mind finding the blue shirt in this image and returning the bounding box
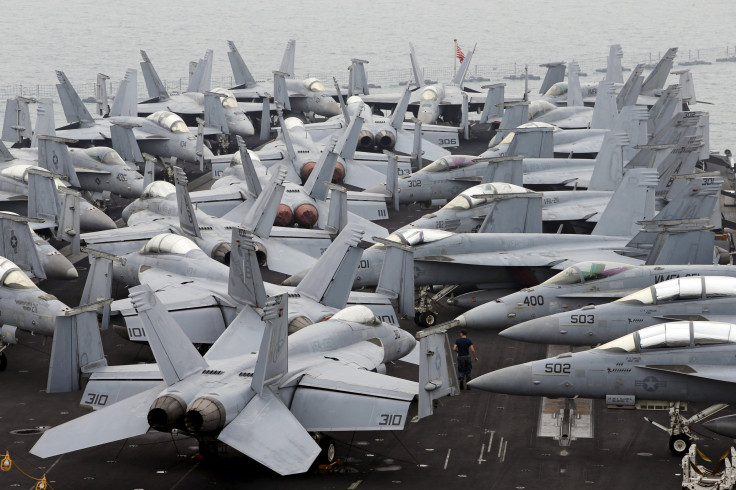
[455,337,473,357]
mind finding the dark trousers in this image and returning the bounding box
[457,355,472,381]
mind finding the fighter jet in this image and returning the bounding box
[501,276,736,346]
[53,69,215,165]
[110,225,413,346]
[82,165,335,275]
[468,320,736,456]
[452,261,736,328]
[0,247,113,392]
[195,137,389,237]
[358,43,491,126]
[226,40,341,119]
[136,49,255,138]
[255,104,413,190]
[30,287,456,474]
[304,85,455,161]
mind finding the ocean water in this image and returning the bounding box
[1,0,734,151]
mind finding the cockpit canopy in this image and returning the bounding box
[616,276,736,306]
[229,148,262,167]
[304,78,326,93]
[543,262,635,286]
[346,95,364,105]
[146,111,189,134]
[0,164,64,188]
[528,100,558,119]
[444,182,531,210]
[597,321,736,353]
[83,147,126,166]
[141,233,200,255]
[140,181,175,199]
[331,305,380,326]
[419,155,477,173]
[544,82,568,97]
[420,87,439,101]
[379,228,454,248]
[210,87,239,108]
[284,117,305,130]
[0,259,35,289]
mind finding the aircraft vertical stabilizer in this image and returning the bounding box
[0,214,45,279]
[538,61,566,95]
[417,324,460,419]
[489,101,530,146]
[590,81,618,130]
[228,228,266,308]
[240,165,287,238]
[55,71,94,124]
[129,284,208,386]
[335,115,364,162]
[506,124,552,158]
[374,238,415,316]
[251,294,289,394]
[110,123,144,165]
[32,98,57,147]
[478,191,543,234]
[139,50,170,100]
[295,224,364,308]
[479,155,524,186]
[204,92,230,134]
[173,166,201,238]
[279,40,296,78]
[616,64,644,111]
[641,47,678,95]
[478,83,505,125]
[95,73,110,116]
[409,43,424,88]
[2,96,33,144]
[588,131,630,191]
[37,135,81,187]
[452,43,476,87]
[349,59,370,96]
[592,168,658,237]
[227,41,257,88]
[605,44,624,84]
[303,139,338,201]
[187,49,213,93]
[236,136,262,196]
[566,61,583,107]
[109,69,138,118]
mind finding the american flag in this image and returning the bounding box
[456,43,465,63]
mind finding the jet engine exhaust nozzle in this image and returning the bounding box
[375,129,396,149]
[184,397,226,434]
[147,395,187,432]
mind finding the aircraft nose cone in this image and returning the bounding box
[499,316,562,344]
[121,202,136,223]
[467,364,533,395]
[282,268,308,287]
[128,178,146,198]
[42,253,78,280]
[417,108,438,125]
[457,301,512,330]
[80,206,117,232]
[321,98,342,117]
[230,119,255,137]
[703,415,736,438]
[363,183,387,196]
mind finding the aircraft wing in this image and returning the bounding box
[30,384,162,458]
[523,170,589,188]
[260,234,327,276]
[289,359,417,432]
[552,132,607,156]
[56,125,110,141]
[138,98,203,116]
[304,119,347,143]
[556,289,636,299]
[638,364,736,385]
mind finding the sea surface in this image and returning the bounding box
[1,0,734,152]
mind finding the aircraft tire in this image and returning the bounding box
[317,436,337,465]
[0,352,6,372]
[419,311,437,327]
[669,434,690,456]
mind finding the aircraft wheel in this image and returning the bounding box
[317,436,337,465]
[0,352,6,372]
[669,434,691,456]
[414,312,422,326]
[419,311,437,327]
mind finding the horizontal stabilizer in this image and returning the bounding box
[218,387,320,475]
[30,385,161,458]
[228,228,266,308]
[417,324,460,419]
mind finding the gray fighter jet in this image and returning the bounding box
[227,40,341,119]
[30,288,456,475]
[0,248,113,392]
[453,261,736,328]
[109,225,413,346]
[82,165,334,275]
[358,43,491,126]
[136,49,255,138]
[468,320,736,455]
[501,276,736,346]
[53,69,215,166]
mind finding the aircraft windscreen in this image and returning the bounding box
[141,181,175,199]
[638,323,691,350]
[141,233,199,255]
[346,95,363,105]
[2,269,36,289]
[1,164,32,182]
[596,333,637,353]
[84,147,126,166]
[146,111,189,134]
[528,100,557,119]
[307,80,326,92]
[616,287,654,305]
[229,148,262,167]
[211,88,238,108]
[420,89,439,101]
[284,117,305,130]
[544,82,568,97]
[331,305,380,326]
[387,228,454,246]
[443,183,529,211]
[420,155,477,173]
[544,262,634,286]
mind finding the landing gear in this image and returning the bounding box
[669,434,691,457]
[644,402,729,457]
[418,311,437,327]
[316,436,337,465]
[414,285,458,327]
[0,352,7,372]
